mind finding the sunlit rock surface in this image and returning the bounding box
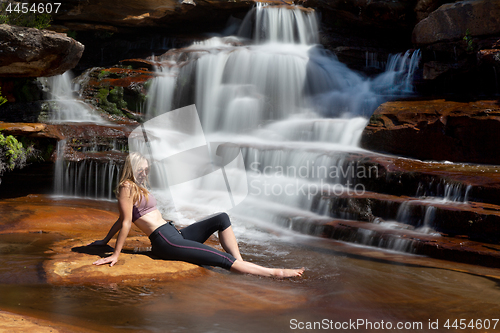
[360,99,500,165]
[0,195,216,284]
[45,238,207,285]
[0,24,84,77]
[0,310,97,333]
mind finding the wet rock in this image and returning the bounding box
[0,195,219,284]
[322,189,500,244]
[477,49,500,69]
[55,123,133,155]
[0,310,95,333]
[360,99,500,165]
[45,238,207,285]
[0,24,84,77]
[0,121,46,136]
[413,0,500,46]
[76,66,155,120]
[278,215,500,268]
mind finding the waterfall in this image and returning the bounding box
[140,4,421,227]
[371,49,421,94]
[238,3,319,45]
[52,4,426,255]
[54,154,123,200]
[44,71,105,123]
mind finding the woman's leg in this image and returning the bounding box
[230,260,305,278]
[180,212,243,261]
[150,223,236,269]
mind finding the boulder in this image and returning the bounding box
[414,0,453,23]
[0,24,84,77]
[413,0,500,45]
[44,238,207,285]
[360,99,500,165]
[52,0,253,31]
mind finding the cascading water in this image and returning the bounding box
[139,3,423,246]
[44,71,105,123]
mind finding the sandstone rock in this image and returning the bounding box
[0,195,219,285]
[414,0,453,22]
[413,0,500,45]
[44,238,207,285]
[0,121,46,135]
[422,59,467,80]
[477,49,500,68]
[0,24,84,77]
[52,0,253,30]
[0,310,96,333]
[360,99,500,165]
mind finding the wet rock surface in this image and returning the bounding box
[360,99,500,165]
[45,237,207,285]
[0,195,211,284]
[0,24,84,77]
[0,310,97,333]
[277,214,500,268]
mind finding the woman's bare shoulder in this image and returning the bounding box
[117,181,134,197]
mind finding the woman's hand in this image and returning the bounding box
[93,254,119,267]
[87,239,108,246]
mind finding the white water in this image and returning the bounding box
[44,71,105,123]
[134,4,424,248]
[53,4,426,252]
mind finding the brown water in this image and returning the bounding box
[1,215,500,333]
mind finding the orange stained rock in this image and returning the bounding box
[0,121,46,135]
[0,197,124,238]
[0,310,97,333]
[44,238,207,285]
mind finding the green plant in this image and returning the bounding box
[0,87,7,106]
[66,30,77,39]
[98,70,111,80]
[463,29,474,52]
[96,87,126,116]
[0,133,35,175]
[0,2,52,29]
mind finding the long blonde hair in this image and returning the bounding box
[116,152,150,205]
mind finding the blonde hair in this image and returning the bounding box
[116,152,150,205]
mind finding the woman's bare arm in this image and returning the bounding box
[93,183,134,266]
[88,218,122,246]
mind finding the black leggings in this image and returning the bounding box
[149,212,236,270]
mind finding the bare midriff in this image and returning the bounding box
[133,209,169,237]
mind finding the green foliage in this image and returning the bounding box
[463,29,474,52]
[0,133,35,175]
[0,2,52,29]
[66,30,77,39]
[0,87,7,106]
[96,87,126,116]
[109,87,127,109]
[98,70,111,80]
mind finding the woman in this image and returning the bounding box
[90,152,304,278]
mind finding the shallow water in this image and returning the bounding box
[0,221,499,332]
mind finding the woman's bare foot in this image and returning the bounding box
[273,267,305,278]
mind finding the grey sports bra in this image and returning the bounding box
[132,193,157,222]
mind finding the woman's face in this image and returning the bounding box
[135,159,149,184]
